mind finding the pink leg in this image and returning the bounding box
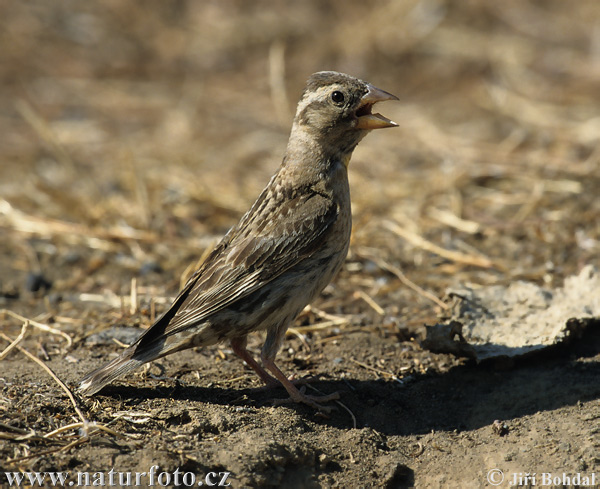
[261,356,339,412]
[230,337,278,387]
[261,323,339,412]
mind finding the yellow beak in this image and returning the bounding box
[355,84,399,130]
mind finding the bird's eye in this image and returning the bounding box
[331,91,345,104]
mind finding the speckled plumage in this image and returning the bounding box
[79,71,398,410]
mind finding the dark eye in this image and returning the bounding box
[331,90,345,104]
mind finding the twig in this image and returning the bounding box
[305,384,357,429]
[44,422,85,439]
[0,199,217,251]
[349,357,402,383]
[384,220,496,269]
[112,338,131,348]
[7,441,82,464]
[0,422,34,435]
[1,309,72,347]
[1,334,137,464]
[360,253,448,310]
[307,306,351,324]
[7,421,134,464]
[292,320,349,333]
[45,420,133,441]
[216,374,250,385]
[0,320,29,360]
[86,422,130,439]
[427,208,481,234]
[292,306,351,333]
[130,277,138,315]
[0,333,86,425]
[286,328,311,352]
[127,152,151,229]
[335,399,357,429]
[353,290,385,316]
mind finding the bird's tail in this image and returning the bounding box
[78,347,145,396]
[79,274,204,396]
[78,323,194,396]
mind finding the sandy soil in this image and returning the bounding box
[1,2,599,488]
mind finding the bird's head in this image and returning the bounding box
[290,71,398,163]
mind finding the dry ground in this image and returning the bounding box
[1,1,599,487]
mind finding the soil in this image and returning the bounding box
[1,2,600,488]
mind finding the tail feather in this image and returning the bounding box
[79,284,203,396]
[78,349,145,396]
[79,299,185,396]
[78,326,192,396]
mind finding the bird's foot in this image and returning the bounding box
[261,358,339,411]
[273,386,340,413]
[259,373,314,390]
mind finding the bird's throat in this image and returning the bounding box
[341,153,352,168]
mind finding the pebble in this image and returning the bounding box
[25,272,52,293]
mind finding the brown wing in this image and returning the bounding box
[141,184,338,340]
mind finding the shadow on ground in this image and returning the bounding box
[83,331,600,437]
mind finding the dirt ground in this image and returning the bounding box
[1,1,600,488]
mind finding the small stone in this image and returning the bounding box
[25,272,52,293]
[140,261,163,275]
[492,419,509,436]
[318,453,330,469]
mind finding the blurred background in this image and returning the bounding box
[1,0,599,328]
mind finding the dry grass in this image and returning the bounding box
[1,0,599,468]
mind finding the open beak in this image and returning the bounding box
[355,84,399,130]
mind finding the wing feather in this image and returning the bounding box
[155,185,338,337]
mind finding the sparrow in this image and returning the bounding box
[79,71,398,410]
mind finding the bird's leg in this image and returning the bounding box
[230,337,311,388]
[230,337,279,387]
[261,356,339,412]
[261,326,339,412]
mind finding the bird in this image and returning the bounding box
[79,71,398,410]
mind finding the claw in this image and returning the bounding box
[273,391,340,412]
[231,338,339,411]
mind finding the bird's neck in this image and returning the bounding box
[284,125,359,171]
